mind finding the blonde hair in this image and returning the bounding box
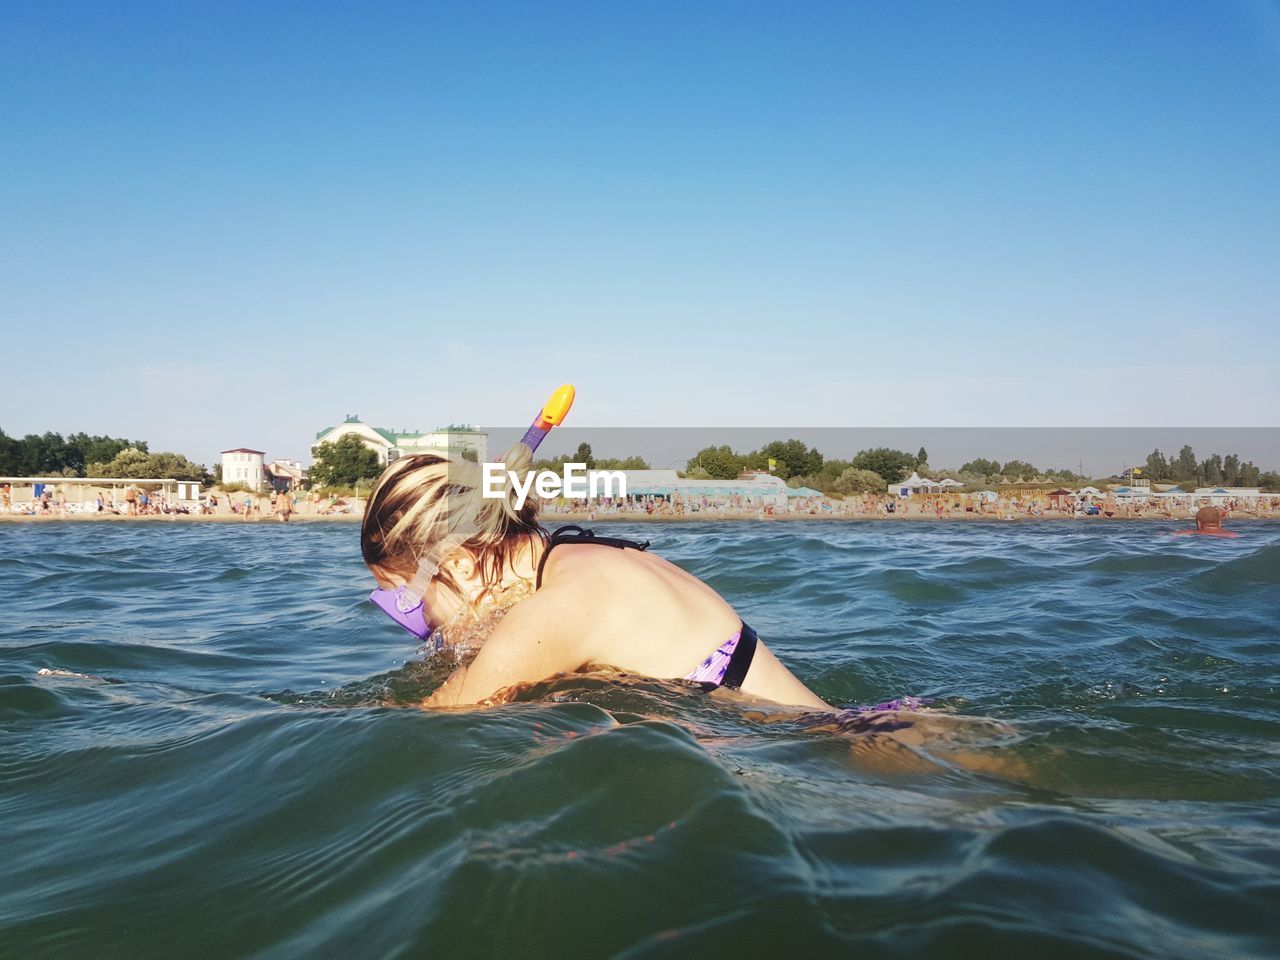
[360,452,545,598]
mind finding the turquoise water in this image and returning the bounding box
[2,520,1278,959]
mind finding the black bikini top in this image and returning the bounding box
[535,525,650,590]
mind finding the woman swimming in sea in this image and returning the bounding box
[360,453,830,710]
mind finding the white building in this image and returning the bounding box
[311,416,488,466]
[221,448,265,489]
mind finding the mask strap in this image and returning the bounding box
[401,534,465,603]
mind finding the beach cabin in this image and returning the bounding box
[1047,488,1074,510]
[175,481,202,507]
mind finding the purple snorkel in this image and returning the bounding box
[368,385,577,641]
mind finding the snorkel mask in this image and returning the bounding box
[368,531,466,645]
[368,583,433,639]
[367,385,576,644]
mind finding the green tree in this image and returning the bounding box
[960,458,1002,478]
[0,428,17,474]
[831,467,886,496]
[570,443,596,470]
[16,432,70,475]
[1000,460,1038,481]
[805,458,855,492]
[851,448,918,484]
[1223,454,1240,486]
[310,434,382,487]
[916,447,929,468]
[1173,445,1198,483]
[87,448,207,481]
[1144,449,1170,480]
[87,447,151,477]
[595,455,650,470]
[690,445,742,479]
[1201,454,1223,487]
[749,439,823,480]
[144,452,209,482]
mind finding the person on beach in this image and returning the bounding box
[276,492,295,522]
[362,454,829,710]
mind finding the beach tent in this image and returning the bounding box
[891,472,942,496]
[938,478,964,488]
[1076,486,1102,497]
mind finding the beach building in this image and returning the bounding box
[311,417,488,466]
[620,469,788,506]
[1113,485,1152,501]
[1194,486,1261,503]
[266,459,306,492]
[175,481,202,505]
[1047,488,1074,510]
[221,449,265,489]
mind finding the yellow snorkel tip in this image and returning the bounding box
[538,384,576,428]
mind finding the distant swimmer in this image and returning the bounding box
[1173,506,1239,538]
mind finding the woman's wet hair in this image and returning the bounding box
[360,453,545,598]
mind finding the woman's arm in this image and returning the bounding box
[422,594,591,708]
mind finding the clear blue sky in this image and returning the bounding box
[2,1,1278,465]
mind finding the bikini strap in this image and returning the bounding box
[535,525,651,589]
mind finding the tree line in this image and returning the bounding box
[682,442,1086,495]
[0,429,209,482]
[1142,447,1277,490]
[285,435,1280,496]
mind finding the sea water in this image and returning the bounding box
[1,520,1278,958]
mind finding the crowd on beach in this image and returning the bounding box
[542,489,1280,521]
[0,482,361,521]
[5,481,1279,523]
[0,483,199,518]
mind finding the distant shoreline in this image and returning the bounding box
[2,511,1273,525]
